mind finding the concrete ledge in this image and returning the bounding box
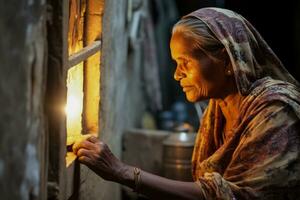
[122,128,172,175]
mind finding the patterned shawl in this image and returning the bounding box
[184,8,300,199]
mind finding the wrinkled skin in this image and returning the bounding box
[170,32,233,102]
[73,135,126,182]
[72,135,203,200]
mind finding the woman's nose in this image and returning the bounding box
[174,67,185,81]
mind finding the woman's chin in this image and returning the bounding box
[186,94,200,103]
[186,93,208,102]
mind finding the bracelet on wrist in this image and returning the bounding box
[133,167,141,193]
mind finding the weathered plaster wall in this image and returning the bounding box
[78,0,146,200]
[295,1,300,80]
[46,0,68,199]
[0,0,147,199]
[0,0,47,199]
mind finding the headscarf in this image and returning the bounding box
[184,7,299,95]
[184,8,300,199]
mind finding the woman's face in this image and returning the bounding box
[170,32,231,102]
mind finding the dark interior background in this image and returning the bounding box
[175,0,299,81]
[150,0,300,130]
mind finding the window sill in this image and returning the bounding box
[66,152,77,167]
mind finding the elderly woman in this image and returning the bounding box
[73,8,300,200]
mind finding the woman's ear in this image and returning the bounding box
[225,60,233,76]
[225,64,233,76]
[219,48,233,76]
[220,48,230,64]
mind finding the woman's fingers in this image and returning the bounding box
[73,140,95,154]
[73,139,124,182]
[86,135,99,143]
[78,155,92,165]
[77,148,93,157]
[72,134,98,153]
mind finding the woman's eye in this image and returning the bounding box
[175,59,189,70]
[182,61,190,69]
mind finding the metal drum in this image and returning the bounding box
[162,132,196,181]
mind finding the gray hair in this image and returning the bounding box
[172,17,224,61]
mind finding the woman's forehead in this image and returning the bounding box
[170,34,195,57]
[171,34,207,61]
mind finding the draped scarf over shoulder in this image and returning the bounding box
[185,8,300,200]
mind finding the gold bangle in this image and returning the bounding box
[133,167,141,193]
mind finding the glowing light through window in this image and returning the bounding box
[65,64,83,146]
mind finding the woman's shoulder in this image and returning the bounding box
[240,77,300,119]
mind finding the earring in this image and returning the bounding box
[224,60,232,76]
[226,69,232,76]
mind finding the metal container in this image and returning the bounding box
[162,132,196,181]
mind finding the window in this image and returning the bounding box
[65,0,102,167]
[46,0,104,199]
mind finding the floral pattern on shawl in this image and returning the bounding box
[182,8,300,200]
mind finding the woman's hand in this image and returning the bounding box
[72,135,204,200]
[72,135,127,182]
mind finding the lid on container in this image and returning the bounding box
[163,132,196,147]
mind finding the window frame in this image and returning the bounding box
[64,0,102,198]
[46,0,103,199]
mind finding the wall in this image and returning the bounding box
[0,0,47,199]
[0,0,148,199]
[295,1,300,79]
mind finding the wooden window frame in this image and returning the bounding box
[46,0,102,199]
[64,0,102,199]
[68,40,102,69]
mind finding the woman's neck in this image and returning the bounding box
[217,92,244,127]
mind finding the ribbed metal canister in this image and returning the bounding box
[162,132,196,181]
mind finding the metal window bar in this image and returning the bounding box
[68,40,101,69]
